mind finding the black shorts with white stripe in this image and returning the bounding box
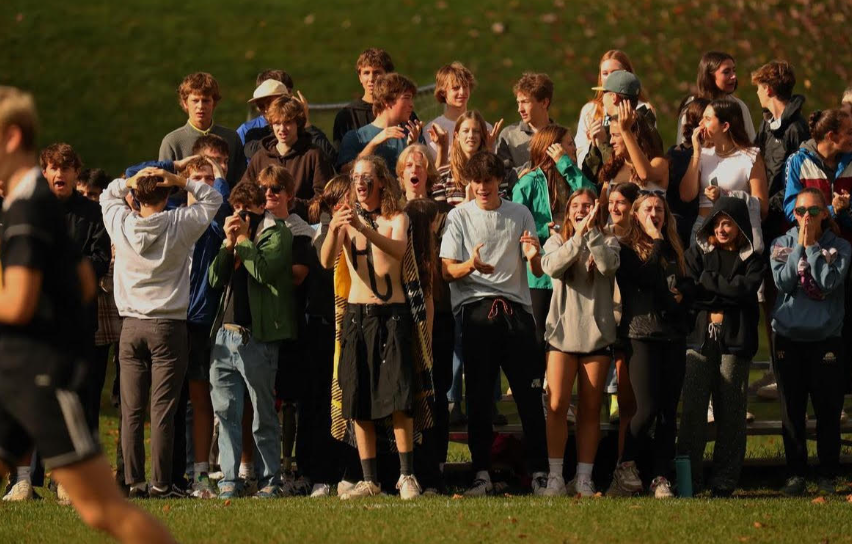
[0,336,100,470]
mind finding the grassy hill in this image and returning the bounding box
[3,0,852,175]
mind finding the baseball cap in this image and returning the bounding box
[591,70,641,98]
[248,79,289,103]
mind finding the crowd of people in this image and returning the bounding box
[2,44,852,540]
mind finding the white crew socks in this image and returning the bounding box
[548,458,564,478]
[16,466,32,483]
[576,462,594,483]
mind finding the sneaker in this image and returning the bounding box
[707,401,715,424]
[746,411,755,423]
[241,475,258,496]
[339,480,381,500]
[756,382,779,400]
[650,476,674,499]
[781,476,806,497]
[336,479,357,497]
[396,474,422,500]
[128,483,149,500]
[190,476,217,499]
[573,477,597,498]
[56,483,71,506]
[149,484,189,499]
[310,483,331,498]
[292,476,312,496]
[218,483,239,499]
[531,472,548,495]
[255,485,283,499]
[567,404,576,423]
[539,474,567,497]
[607,461,642,496]
[463,477,494,497]
[448,403,467,427]
[816,477,836,497]
[2,480,33,502]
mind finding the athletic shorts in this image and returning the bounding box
[546,343,612,359]
[185,321,212,382]
[339,303,414,421]
[0,336,100,470]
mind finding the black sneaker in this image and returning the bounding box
[780,476,806,497]
[128,484,149,500]
[816,477,835,497]
[149,484,190,499]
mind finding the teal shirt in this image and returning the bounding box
[512,155,595,289]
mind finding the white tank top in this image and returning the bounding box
[699,147,757,209]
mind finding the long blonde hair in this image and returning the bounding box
[396,143,440,196]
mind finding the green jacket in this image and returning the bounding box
[208,212,296,343]
[512,155,595,289]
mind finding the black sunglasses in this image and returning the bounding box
[639,189,665,197]
[794,205,822,217]
[261,184,285,194]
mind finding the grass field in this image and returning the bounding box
[3,0,852,176]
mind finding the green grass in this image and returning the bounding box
[3,0,852,175]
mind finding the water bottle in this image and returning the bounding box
[675,455,693,498]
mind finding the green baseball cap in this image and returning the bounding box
[591,70,641,97]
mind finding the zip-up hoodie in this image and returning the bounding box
[100,178,222,320]
[783,139,852,235]
[757,94,809,202]
[541,228,620,353]
[685,197,766,357]
[770,224,851,341]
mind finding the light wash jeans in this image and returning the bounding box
[210,327,281,490]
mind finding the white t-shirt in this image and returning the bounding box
[698,146,758,209]
[424,114,492,162]
[439,199,535,314]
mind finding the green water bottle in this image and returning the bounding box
[675,455,693,498]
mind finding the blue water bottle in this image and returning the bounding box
[675,455,693,498]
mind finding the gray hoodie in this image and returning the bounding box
[541,228,621,353]
[101,179,222,320]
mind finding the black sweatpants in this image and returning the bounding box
[773,334,846,478]
[462,297,546,474]
[530,289,552,372]
[622,338,686,480]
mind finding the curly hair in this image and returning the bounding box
[351,156,402,218]
[177,72,221,104]
[39,142,82,171]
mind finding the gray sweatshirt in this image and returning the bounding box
[100,179,222,320]
[541,228,620,353]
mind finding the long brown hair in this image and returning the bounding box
[307,174,350,224]
[678,51,736,116]
[450,110,488,192]
[598,119,664,184]
[521,125,570,215]
[624,193,686,275]
[590,50,650,121]
[560,188,606,282]
[707,99,754,150]
[403,199,437,298]
[350,155,402,218]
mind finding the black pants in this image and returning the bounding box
[773,334,846,478]
[530,289,552,370]
[79,344,112,434]
[622,338,685,480]
[296,316,338,484]
[462,297,546,474]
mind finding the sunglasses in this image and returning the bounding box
[794,205,823,217]
[261,184,285,194]
[639,189,666,197]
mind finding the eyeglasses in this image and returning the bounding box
[794,205,823,217]
[261,184,285,194]
[350,174,374,184]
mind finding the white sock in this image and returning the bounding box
[475,470,491,483]
[548,458,563,477]
[576,462,594,482]
[239,462,254,478]
[16,466,31,483]
[194,463,209,479]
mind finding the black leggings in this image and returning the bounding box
[530,289,552,370]
[621,338,685,480]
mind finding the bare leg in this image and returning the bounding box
[353,420,377,460]
[188,380,213,466]
[576,356,611,464]
[615,351,636,458]
[391,411,414,453]
[545,351,578,460]
[52,455,176,544]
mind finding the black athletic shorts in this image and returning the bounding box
[339,303,414,421]
[547,343,612,358]
[0,336,100,470]
[185,321,212,382]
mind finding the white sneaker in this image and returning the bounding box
[336,479,357,497]
[707,401,715,424]
[190,477,217,499]
[650,476,674,499]
[573,477,597,497]
[340,480,380,500]
[530,472,548,495]
[756,382,778,400]
[310,483,331,498]
[464,472,494,497]
[745,411,756,423]
[539,474,567,497]
[2,480,33,502]
[56,483,71,506]
[396,474,422,500]
[607,461,642,496]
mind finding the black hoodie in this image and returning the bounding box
[756,94,810,238]
[685,196,767,358]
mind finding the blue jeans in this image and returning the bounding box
[210,328,281,490]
